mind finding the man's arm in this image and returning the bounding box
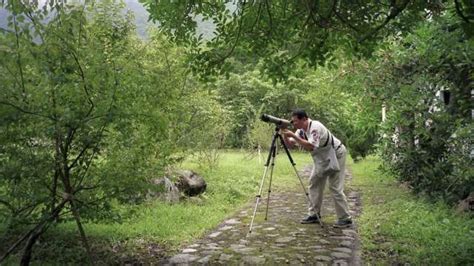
[281,129,315,151]
[282,134,296,149]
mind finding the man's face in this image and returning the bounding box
[291,116,307,130]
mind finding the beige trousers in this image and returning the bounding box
[308,145,351,220]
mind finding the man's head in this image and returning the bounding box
[291,109,309,130]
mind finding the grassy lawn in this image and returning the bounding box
[348,155,474,265]
[80,150,312,245]
[1,150,313,264]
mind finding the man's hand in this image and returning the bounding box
[281,129,297,148]
[281,129,296,138]
[281,129,315,151]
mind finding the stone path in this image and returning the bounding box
[162,167,362,265]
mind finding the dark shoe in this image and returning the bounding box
[300,214,321,224]
[333,219,353,228]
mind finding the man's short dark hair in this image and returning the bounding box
[292,109,308,119]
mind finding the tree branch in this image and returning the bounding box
[74,62,119,189]
[14,201,44,218]
[454,0,472,23]
[211,0,246,64]
[305,0,319,27]
[69,49,95,117]
[12,13,28,104]
[0,198,14,213]
[0,101,55,120]
[249,2,263,33]
[65,126,77,150]
[264,0,273,36]
[20,2,45,43]
[358,0,411,43]
[0,199,69,264]
[67,143,90,171]
[333,1,361,33]
[69,199,93,265]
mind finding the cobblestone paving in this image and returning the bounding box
[162,167,362,265]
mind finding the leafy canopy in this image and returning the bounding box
[139,0,468,78]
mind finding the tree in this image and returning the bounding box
[366,12,473,203]
[140,0,471,79]
[0,1,188,264]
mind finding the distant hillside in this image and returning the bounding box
[0,1,215,40]
[0,9,9,30]
[123,0,154,38]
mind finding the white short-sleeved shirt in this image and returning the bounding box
[295,119,342,151]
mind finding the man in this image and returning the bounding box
[281,109,353,228]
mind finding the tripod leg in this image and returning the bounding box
[278,134,324,228]
[264,144,277,220]
[248,131,279,235]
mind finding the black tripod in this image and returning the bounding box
[248,127,323,235]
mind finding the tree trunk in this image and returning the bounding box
[70,200,93,265]
[19,226,45,266]
[51,169,59,222]
[0,199,68,264]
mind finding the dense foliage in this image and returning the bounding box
[0,1,227,263]
[207,64,379,160]
[369,13,473,203]
[141,0,451,79]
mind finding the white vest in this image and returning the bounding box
[296,119,342,152]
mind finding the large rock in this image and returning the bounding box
[151,176,180,203]
[174,170,207,196]
[457,192,474,213]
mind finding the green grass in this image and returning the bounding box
[1,150,313,264]
[81,150,312,244]
[348,155,474,265]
